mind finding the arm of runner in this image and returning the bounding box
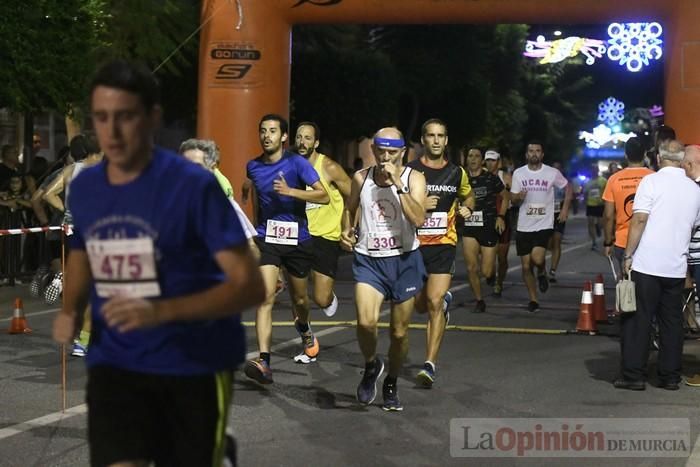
[397,169,426,227]
[52,249,92,344]
[30,188,50,226]
[273,174,329,204]
[558,182,573,223]
[326,158,352,199]
[457,167,475,218]
[603,201,616,257]
[340,169,365,251]
[42,165,72,212]
[510,171,526,206]
[495,187,509,233]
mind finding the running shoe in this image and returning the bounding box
[549,270,557,284]
[527,301,540,313]
[485,275,495,287]
[71,340,87,357]
[321,293,339,317]
[443,291,453,326]
[244,358,273,384]
[44,272,63,305]
[357,357,384,405]
[382,380,403,412]
[472,299,486,314]
[537,273,549,293]
[493,284,502,298]
[294,319,320,358]
[416,362,436,388]
[293,352,317,364]
[30,265,50,297]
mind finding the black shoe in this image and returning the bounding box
[485,276,495,287]
[472,300,486,314]
[537,274,549,293]
[613,379,646,391]
[527,301,540,313]
[658,381,680,391]
[548,270,557,283]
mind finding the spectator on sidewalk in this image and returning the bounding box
[616,140,700,391]
[602,137,654,272]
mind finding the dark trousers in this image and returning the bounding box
[620,271,685,383]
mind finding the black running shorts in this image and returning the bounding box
[515,229,554,256]
[419,244,456,275]
[87,365,232,467]
[254,237,314,278]
[311,235,341,278]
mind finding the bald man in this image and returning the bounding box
[341,127,427,411]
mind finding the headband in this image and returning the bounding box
[373,136,405,148]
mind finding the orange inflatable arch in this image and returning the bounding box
[198,0,700,202]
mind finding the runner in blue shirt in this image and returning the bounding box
[242,114,329,383]
[52,60,264,467]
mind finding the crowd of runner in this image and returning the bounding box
[2,59,698,466]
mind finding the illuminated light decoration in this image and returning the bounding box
[598,97,625,127]
[648,105,664,117]
[579,124,636,149]
[607,22,663,72]
[524,35,607,65]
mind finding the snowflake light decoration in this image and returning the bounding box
[607,22,663,72]
[597,97,625,127]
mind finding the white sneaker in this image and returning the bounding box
[321,294,338,317]
[293,352,317,364]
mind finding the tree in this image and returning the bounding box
[0,0,198,121]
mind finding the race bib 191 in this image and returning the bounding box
[86,237,161,298]
[464,210,484,227]
[418,212,448,236]
[265,219,299,245]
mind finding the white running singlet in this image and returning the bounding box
[354,166,419,257]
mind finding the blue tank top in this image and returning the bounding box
[246,151,320,243]
[68,147,248,375]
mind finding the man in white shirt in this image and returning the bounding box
[617,140,700,391]
[510,141,572,312]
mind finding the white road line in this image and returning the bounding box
[0,404,86,440]
[0,307,60,322]
[0,241,590,441]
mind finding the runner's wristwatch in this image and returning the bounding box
[396,184,410,195]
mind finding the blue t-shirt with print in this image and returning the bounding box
[246,151,320,242]
[68,147,248,375]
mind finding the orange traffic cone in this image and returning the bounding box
[576,281,597,335]
[592,274,608,322]
[8,298,31,334]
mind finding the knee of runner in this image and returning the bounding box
[291,295,308,309]
[390,326,409,341]
[427,296,445,313]
[357,318,378,331]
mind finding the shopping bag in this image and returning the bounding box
[609,255,636,313]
